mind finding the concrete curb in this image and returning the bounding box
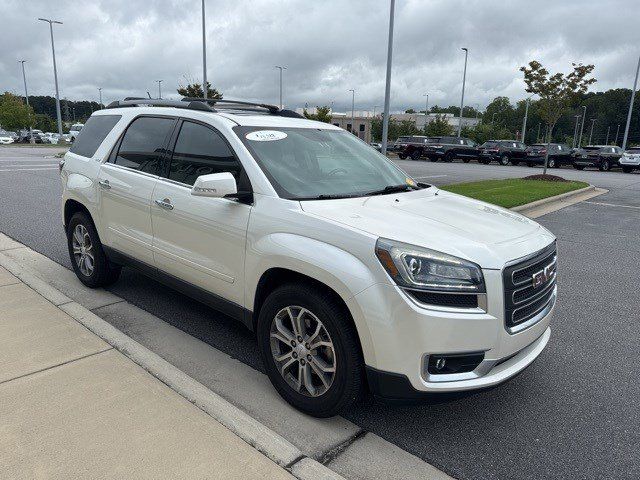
[0,250,345,480]
[511,184,595,214]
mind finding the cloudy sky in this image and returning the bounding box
[1,0,638,113]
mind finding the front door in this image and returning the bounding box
[151,119,251,307]
[97,116,176,265]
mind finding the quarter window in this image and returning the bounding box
[168,121,245,188]
[115,117,175,174]
[69,115,121,158]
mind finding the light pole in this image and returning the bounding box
[423,93,429,129]
[349,89,355,133]
[381,0,395,155]
[18,60,34,143]
[521,96,531,143]
[615,124,621,146]
[577,105,587,148]
[605,125,610,145]
[536,123,541,143]
[373,105,380,117]
[98,87,102,108]
[275,66,286,109]
[457,47,468,137]
[622,55,640,151]
[201,0,207,99]
[156,80,163,99]
[588,118,596,145]
[38,18,63,136]
[572,114,581,148]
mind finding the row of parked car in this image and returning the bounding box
[389,135,640,173]
[0,123,84,145]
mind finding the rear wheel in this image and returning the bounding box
[622,166,634,173]
[499,154,510,166]
[548,158,556,168]
[444,152,454,162]
[599,159,610,171]
[411,150,421,160]
[67,212,121,288]
[257,284,364,417]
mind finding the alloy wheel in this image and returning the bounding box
[269,306,336,397]
[72,224,94,276]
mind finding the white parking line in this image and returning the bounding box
[0,164,58,168]
[0,167,59,172]
[584,201,640,210]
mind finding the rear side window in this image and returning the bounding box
[69,115,121,158]
[114,117,175,174]
[168,121,246,188]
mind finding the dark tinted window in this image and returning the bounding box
[168,121,246,188]
[115,117,174,174]
[69,115,121,158]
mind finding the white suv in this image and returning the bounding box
[61,98,557,417]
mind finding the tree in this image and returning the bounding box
[405,108,416,114]
[0,92,33,131]
[34,113,56,132]
[520,60,596,173]
[303,106,332,123]
[424,115,454,136]
[177,80,223,99]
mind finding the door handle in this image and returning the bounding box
[155,198,174,210]
[98,179,111,189]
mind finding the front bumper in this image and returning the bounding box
[349,269,555,397]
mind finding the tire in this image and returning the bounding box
[398,154,407,160]
[547,158,556,168]
[67,212,121,288]
[499,154,510,166]
[599,159,610,172]
[444,152,454,162]
[257,283,364,417]
[622,166,634,173]
[462,159,471,163]
[574,164,585,170]
[411,150,421,160]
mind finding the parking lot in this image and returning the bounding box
[1,146,639,479]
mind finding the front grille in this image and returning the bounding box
[503,243,557,332]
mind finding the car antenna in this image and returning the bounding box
[147,91,152,99]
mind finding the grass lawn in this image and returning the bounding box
[440,178,589,208]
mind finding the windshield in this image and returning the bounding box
[481,142,499,148]
[235,127,416,200]
[626,148,640,154]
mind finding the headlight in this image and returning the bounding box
[375,238,485,292]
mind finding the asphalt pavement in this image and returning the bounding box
[1,145,639,479]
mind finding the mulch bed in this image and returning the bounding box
[522,174,568,182]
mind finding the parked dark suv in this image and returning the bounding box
[404,136,479,162]
[478,140,527,166]
[525,143,573,168]
[392,136,412,153]
[398,136,429,159]
[572,145,623,171]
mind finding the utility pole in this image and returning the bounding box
[201,0,207,99]
[615,124,621,146]
[381,0,395,155]
[457,47,468,137]
[572,114,581,148]
[588,118,596,145]
[156,80,163,99]
[275,66,286,109]
[98,87,102,108]
[423,93,429,129]
[521,97,531,143]
[38,18,64,136]
[349,89,355,133]
[18,60,34,143]
[622,55,640,151]
[577,105,587,147]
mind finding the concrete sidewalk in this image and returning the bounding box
[0,266,293,479]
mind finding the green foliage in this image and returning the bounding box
[177,81,223,99]
[405,108,416,113]
[0,92,34,130]
[424,115,454,136]
[460,123,512,144]
[303,106,332,123]
[34,113,56,132]
[370,117,419,142]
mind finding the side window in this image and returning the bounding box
[114,117,175,174]
[69,115,121,158]
[168,121,247,189]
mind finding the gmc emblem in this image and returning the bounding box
[532,264,553,289]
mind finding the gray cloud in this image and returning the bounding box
[1,0,638,112]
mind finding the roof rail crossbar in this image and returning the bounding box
[105,99,213,112]
[180,97,304,118]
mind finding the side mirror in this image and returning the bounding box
[191,172,237,198]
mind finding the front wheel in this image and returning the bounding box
[257,284,364,417]
[67,212,121,288]
[599,159,610,171]
[444,152,454,162]
[411,150,421,160]
[499,154,510,166]
[548,158,556,168]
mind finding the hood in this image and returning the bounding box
[300,188,555,269]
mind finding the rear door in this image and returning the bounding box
[151,119,252,307]
[97,116,176,265]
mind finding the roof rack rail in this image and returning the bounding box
[104,97,304,118]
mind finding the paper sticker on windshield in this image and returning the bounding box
[246,130,287,142]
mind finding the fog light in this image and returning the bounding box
[427,353,484,375]
[435,358,446,370]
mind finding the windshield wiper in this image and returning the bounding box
[364,184,419,196]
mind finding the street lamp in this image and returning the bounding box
[605,125,610,145]
[156,80,163,99]
[457,47,468,137]
[201,0,207,99]
[98,87,102,108]
[615,124,621,146]
[38,17,63,136]
[572,114,581,148]
[18,60,34,143]
[348,89,355,132]
[275,66,286,109]
[577,105,587,148]
[622,55,640,151]
[521,96,533,143]
[588,118,596,145]
[381,0,395,155]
